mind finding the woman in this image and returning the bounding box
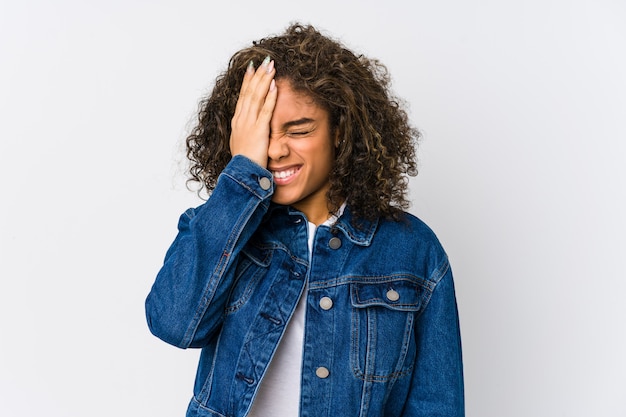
[146,23,464,417]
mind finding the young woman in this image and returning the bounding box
[146,23,464,417]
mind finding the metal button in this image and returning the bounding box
[328,237,342,249]
[386,289,400,302]
[319,296,333,310]
[259,177,271,190]
[315,367,330,379]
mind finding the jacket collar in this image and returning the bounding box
[267,203,378,247]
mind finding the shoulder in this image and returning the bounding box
[377,211,443,247]
[373,212,450,282]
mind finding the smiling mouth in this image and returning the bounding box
[271,166,301,183]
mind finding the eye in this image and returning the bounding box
[287,130,312,137]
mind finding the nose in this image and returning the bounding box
[267,134,289,161]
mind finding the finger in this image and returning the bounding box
[258,79,278,125]
[239,57,275,118]
[230,57,276,144]
[233,60,256,117]
[229,58,276,163]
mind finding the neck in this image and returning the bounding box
[293,202,331,226]
[294,199,346,226]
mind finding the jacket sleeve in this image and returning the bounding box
[145,156,274,349]
[403,262,465,416]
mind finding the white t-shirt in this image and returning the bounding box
[248,209,342,417]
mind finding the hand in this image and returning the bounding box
[229,56,277,169]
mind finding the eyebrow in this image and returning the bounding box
[281,117,315,129]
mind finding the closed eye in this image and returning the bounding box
[287,130,312,137]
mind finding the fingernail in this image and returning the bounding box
[262,55,271,66]
[266,60,275,74]
[247,60,254,73]
[269,79,276,91]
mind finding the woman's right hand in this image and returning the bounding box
[229,56,277,169]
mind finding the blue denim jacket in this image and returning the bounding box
[146,155,464,417]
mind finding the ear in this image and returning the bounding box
[334,131,341,148]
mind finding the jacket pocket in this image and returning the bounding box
[187,396,227,417]
[225,243,273,314]
[225,258,266,314]
[350,278,423,382]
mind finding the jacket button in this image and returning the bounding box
[259,177,272,190]
[315,367,330,379]
[319,296,333,310]
[386,289,400,302]
[328,237,342,249]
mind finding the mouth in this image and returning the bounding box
[271,165,301,185]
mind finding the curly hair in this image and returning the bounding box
[186,23,419,222]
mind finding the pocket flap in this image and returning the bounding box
[350,279,421,311]
[241,242,272,267]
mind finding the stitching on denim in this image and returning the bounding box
[222,171,270,201]
[197,332,223,402]
[415,263,452,320]
[191,396,228,417]
[351,303,360,379]
[353,286,421,311]
[180,197,259,347]
[333,217,379,246]
[430,256,450,285]
[224,262,265,314]
[309,274,434,292]
[251,241,309,267]
[350,285,417,382]
[241,244,273,267]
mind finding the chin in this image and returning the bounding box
[272,188,307,206]
[271,194,296,206]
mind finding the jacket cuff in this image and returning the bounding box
[220,155,274,200]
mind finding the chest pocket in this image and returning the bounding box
[225,245,272,314]
[350,278,425,382]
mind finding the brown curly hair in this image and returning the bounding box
[186,23,419,222]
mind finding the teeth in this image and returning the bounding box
[273,168,297,179]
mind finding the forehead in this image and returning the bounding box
[272,79,328,124]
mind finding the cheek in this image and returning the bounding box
[314,138,335,163]
[308,147,334,178]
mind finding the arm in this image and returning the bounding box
[145,156,273,348]
[403,265,465,416]
[146,57,278,349]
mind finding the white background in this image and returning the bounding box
[1,0,625,416]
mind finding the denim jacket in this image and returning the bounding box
[146,155,464,417]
